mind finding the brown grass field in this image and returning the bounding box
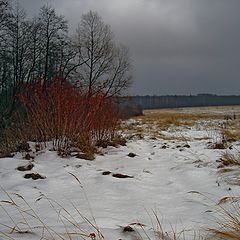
[125,105,240,141]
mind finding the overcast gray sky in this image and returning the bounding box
[20,0,240,95]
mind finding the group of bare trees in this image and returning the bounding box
[0,0,131,124]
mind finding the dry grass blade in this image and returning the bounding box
[141,209,207,240]
[68,173,104,239]
[69,201,104,240]
[218,196,240,205]
[68,172,83,187]
[208,199,240,240]
[42,194,91,239]
[1,187,68,240]
[0,200,15,205]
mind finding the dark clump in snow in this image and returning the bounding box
[112,173,133,178]
[123,225,134,232]
[17,163,34,171]
[75,164,82,168]
[102,171,112,175]
[24,173,46,180]
[127,152,137,158]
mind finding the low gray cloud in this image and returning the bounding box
[20,0,240,95]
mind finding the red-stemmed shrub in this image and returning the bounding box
[18,77,120,156]
[92,97,119,141]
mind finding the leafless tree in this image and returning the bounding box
[8,3,29,86]
[75,11,132,97]
[37,5,68,85]
[0,0,11,91]
[0,0,10,28]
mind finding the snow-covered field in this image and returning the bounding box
[1,106,240,240]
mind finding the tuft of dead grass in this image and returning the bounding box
[219,151,240,166]
[223,129,240,142]
[136,210,206,240]
[208,200,240,240]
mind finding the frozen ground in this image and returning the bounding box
[0,108,240,240]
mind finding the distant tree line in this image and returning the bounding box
[122,95,240,110]
[0,0,131,128]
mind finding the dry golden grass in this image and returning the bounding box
[124,106,240,140]
[137,106,240,129]
[223,128,240,142]
[136,111,198,130]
